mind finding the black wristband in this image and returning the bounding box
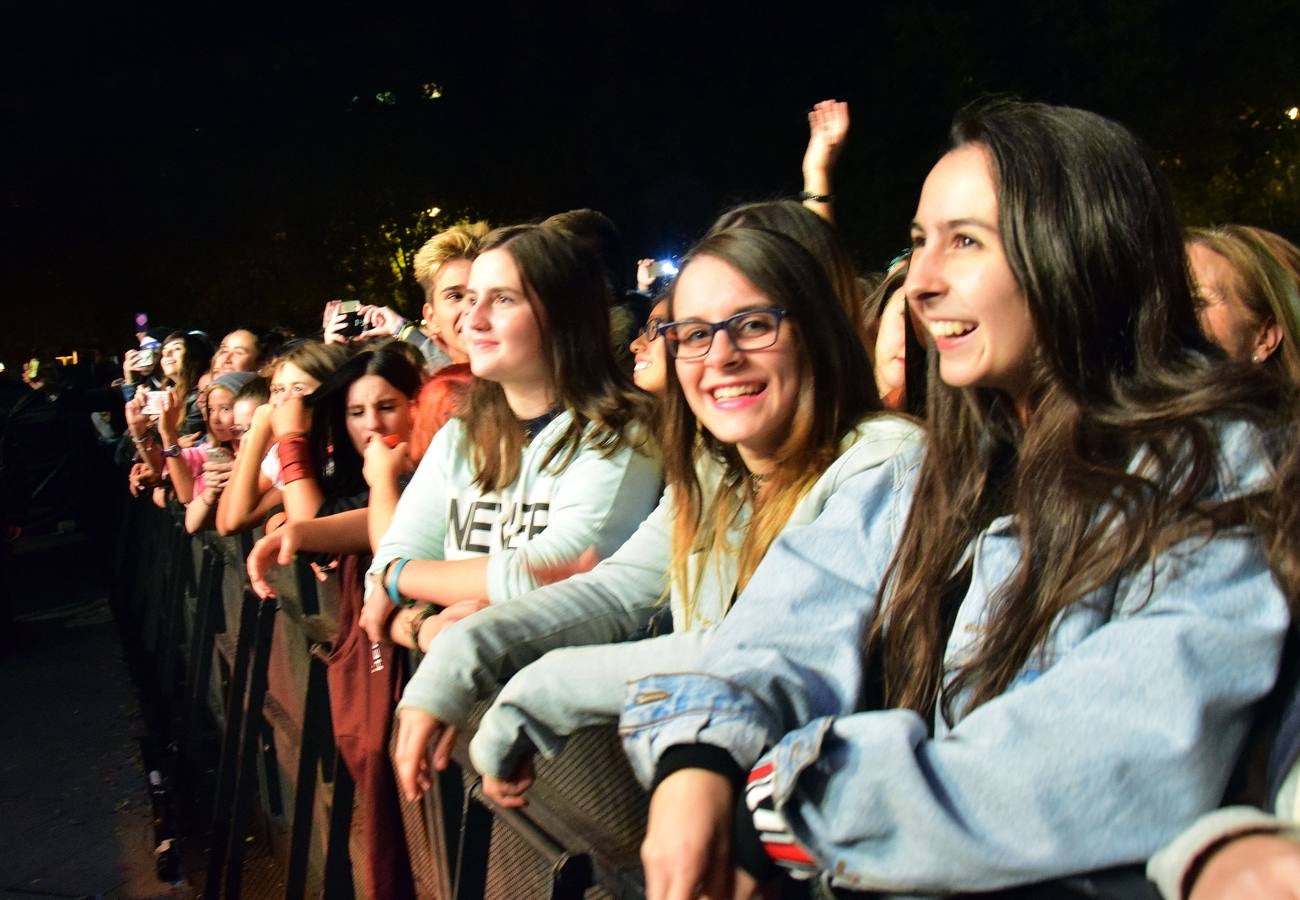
[798,190,833,203]
[651,743,744,793]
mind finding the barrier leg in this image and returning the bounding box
[323,752,356,899]
[286,651,331,898]
[223,595,277,899]
[204,587,259,899]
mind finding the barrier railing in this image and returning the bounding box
[118,494,1160,900]
[119,496,652,899]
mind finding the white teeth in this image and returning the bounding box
[928,320,977,338]
[712,384,762,400]
[634,361,649,371]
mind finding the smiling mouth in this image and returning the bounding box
[711,384,764,401]
[927,319,977,338]
[633,360,650,372]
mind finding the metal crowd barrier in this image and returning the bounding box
[117,494,1162,900]
[118,496,654,899]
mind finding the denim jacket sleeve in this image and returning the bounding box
[749,525,1290,894]
[396,486,675,724]
[619,444,922,784]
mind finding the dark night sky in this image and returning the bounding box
[3,0,1298,368]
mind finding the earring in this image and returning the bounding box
[1252,351,1264,363]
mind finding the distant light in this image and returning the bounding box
[375,91,396,106]
[660,260,679,276]
[1288,107,1299,121]
[425,207,441,218]
[422,83,443,100]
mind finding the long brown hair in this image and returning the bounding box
[661,227,880,621]
[460,223,653,491]
[873,100,1296,722]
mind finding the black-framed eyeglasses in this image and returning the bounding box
[656,308,788,360]
[635,316,667,344]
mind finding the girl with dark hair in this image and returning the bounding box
[360,220,662,663]
[388,225,918,811]
[626,100,1296,897]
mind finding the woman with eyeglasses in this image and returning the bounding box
[390,225,920,808]
[629,296,671,399]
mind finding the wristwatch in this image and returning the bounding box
[162,444,182,458]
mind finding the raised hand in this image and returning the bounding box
[802,98,850,179]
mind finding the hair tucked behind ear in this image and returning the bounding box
[872,100,1297,722]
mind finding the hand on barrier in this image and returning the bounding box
[247,523,302,599]
[802,98,849,183]
[643,768,737,900]
[481,754,536,809]
[528,546,601,587]
[394,709,460,802]
[1190,833,1300,900]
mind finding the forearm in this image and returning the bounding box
[218,429,271,534]
[469,631,715,779]
[281,474,325,522]
[165,456,196,505]
[185,491,218,534]
[367,476,401,552]
[801,165,835,223]
[397,556,490,606]
[292,508,372,556]
[400,560,666,724]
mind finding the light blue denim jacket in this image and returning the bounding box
[396,417,922,779]
[619,420,1290,894]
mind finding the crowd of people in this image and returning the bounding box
[45,97,1300,898]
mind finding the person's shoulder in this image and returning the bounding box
[837,413,925,466]
[1205,415,1278,501]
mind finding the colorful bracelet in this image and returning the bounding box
[386,558,411,606]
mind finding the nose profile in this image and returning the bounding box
[904,244,947,308]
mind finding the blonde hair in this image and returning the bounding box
[413,222,491,296]
[1186,225,1300,385]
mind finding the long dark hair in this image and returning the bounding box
[162,330,213,400]
[874,100,1295,721]
[460,222,654,491]
[662,227,880,616]
[306,348,422,501]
